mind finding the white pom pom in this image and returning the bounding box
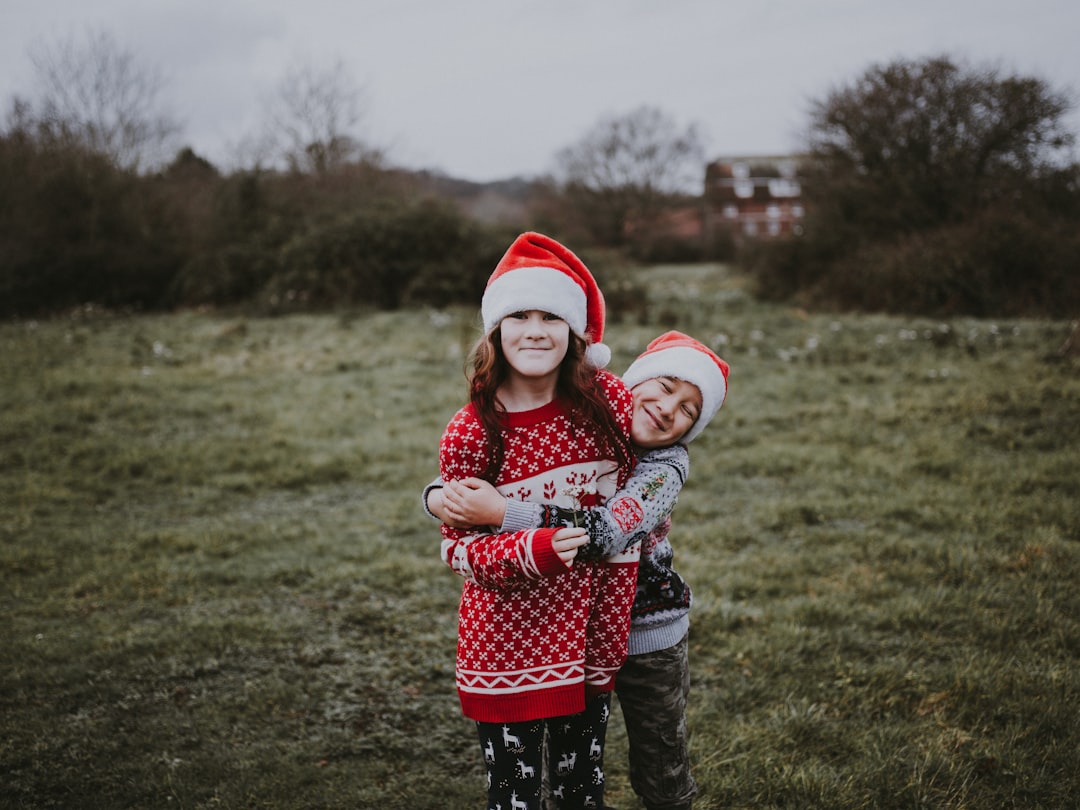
[585,342,611,368]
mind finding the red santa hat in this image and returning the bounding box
[621,331,730,444]
[481,232,611,368]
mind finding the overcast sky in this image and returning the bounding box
[3,0,1078,182]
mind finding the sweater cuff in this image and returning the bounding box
[421,478,443,520]
[500,499,543,533]
[530,529,570,576]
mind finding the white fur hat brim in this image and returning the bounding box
[481,265,587,336]
[622,343,728,443]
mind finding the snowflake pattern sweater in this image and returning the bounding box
[439,370,637,724]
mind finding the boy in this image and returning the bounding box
[426,331,729,810]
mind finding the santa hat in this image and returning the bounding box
[621,331,730,444]
[481,232,611,368]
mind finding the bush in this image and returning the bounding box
[740,234,827,305]
[264,198,511,312]
[171,244,280,307]
[0,135,182,316]
[628,233,705,264]
[748,206,1080,317]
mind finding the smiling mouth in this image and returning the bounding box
[645,408,666,430]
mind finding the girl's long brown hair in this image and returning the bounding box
[468,328,634,484]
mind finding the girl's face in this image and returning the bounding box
[499,310,571,381]
[630,376,703,449]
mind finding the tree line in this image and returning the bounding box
[745,56,1080,317]
[1,28,1077,319]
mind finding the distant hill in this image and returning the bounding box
[411,170,534,224]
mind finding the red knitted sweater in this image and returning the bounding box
[439,370,638,723]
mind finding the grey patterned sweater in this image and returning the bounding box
[423,445,692,656]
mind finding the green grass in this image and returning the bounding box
[2,268,1078,809]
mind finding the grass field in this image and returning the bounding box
[2,264,1078,809]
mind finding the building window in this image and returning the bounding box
[723,204,739,219]
[734,180,754,199]
[768,179,800,198]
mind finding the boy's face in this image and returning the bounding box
[630,376,703,449]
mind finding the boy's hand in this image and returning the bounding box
[426,488,455,526]
[551,527,588,567]
[443,477,507,528]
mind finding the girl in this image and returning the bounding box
[438,232,636,810]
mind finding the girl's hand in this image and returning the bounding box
[551,527,588,567]
[443,477,506,528]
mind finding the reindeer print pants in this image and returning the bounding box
[476,694,611,810]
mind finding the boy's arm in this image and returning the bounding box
[421,478,444,521]
[424,476,564,536]
[504,445,689,558]
[423,476,544,531]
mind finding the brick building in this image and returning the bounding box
[704,155,805,241]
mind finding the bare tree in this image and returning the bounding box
[261,59,376,174]
[805,55,1075,236]
[28,27,179,171]
[554,106,703,245]
[749,54,1080,316]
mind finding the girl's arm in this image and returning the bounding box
[440,523,588,591]
[437,406,587,590]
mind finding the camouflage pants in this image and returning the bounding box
[615,634,697,810]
